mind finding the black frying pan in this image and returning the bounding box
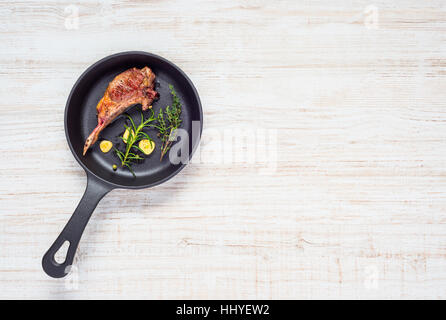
[42,51,202,278]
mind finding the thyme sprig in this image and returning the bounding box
[114,110,155,176]
[152,84,182,160]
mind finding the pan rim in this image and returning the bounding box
[64,51,203,189]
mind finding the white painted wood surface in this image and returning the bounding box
[1,0,446,299]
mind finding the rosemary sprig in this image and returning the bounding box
[114,109,155,176]
[152,84,182,160]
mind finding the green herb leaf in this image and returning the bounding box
[114,109,156,175]
[153,84,182,161]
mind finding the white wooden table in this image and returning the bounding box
[1,0,445,299]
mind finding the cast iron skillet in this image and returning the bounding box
[42,51,202,278]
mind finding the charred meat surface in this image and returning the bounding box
[83,67,158,155]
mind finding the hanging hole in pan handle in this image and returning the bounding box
[54,240,70,264]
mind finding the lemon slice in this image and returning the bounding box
[99,140,113,153]
[139,139,155,155]
[122,128,135,144]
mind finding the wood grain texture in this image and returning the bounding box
[1,0,446,299]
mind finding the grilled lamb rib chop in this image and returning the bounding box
[83,66,158,155]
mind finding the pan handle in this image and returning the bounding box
[42,172,112,278]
